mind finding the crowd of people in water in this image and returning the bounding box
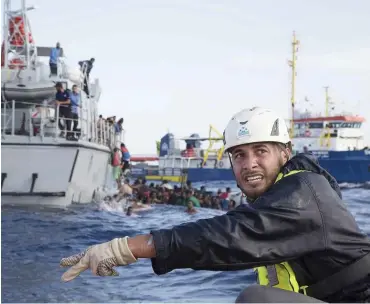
[104,177,244,216]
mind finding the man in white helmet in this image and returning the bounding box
[60,107,370,303]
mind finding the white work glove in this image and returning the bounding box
[60,236,137,282]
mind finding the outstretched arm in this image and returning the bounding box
[60,174,325,281]
[127,234,156,258]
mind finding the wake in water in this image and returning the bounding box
[338,181,370,190]
[96,191,152,218]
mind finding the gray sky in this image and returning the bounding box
[6,0,370,153]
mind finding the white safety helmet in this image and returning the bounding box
[223,107,290,152]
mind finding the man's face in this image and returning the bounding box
[230,142,289,200]
[72,86,78,94]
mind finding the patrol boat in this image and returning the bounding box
[1,0,122,207]
[131,32,370,185]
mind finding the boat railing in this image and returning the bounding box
[79,61,92,96]
[1,99,122,149]
[161,156,223,169]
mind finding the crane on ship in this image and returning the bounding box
[179,124,224,167]
[287,31,300,138]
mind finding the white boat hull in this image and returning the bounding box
[1,136,113,208]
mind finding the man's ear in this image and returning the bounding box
[285,142,293,161]
[281,149,289,164]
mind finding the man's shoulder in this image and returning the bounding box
[289,171,337,195]
[255,172,332,210]
[278,171,333,190]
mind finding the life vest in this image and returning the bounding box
[254,169,310,295]
[254,169,370,299]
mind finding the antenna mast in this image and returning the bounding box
[323,86,330,116]
[287,31,299,137]
[2,0,37,69]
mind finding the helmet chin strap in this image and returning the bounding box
[228,153,248,201]
[227,153,240,188]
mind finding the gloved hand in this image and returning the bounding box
[60,236,137,282]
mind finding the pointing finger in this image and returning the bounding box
[60,250,86,267]
[61,254,90,282]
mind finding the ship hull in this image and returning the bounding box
[1,136,111,208]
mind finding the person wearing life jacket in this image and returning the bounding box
[60,107,370,303]
[120,143,131,175]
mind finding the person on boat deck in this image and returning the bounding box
[70,85,80,135]
[55,82,74,140]
[60,107,370,303]
[112,148,121,189]
[97,115,105,141]
[78,57,95,97]
[115,118,124,135]
[49,42,61,76]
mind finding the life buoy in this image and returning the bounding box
[9,58,26,69]
[218,160,224,168]
[181,148,195,158]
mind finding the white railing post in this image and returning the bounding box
[11,100,15,136]
[28,108,33,137]
[55,105,60,138]
[93,106,97,143]
[40,106,44,140]
[99,120,103,145]
[2,101,7,136]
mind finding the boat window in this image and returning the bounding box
[341,122,357,128]
[329,122,343,128]
[308,122,323,129]
[294,123,304,129]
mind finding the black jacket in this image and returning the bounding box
[150,154,370,302]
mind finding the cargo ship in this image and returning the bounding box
[131,32,370,184]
